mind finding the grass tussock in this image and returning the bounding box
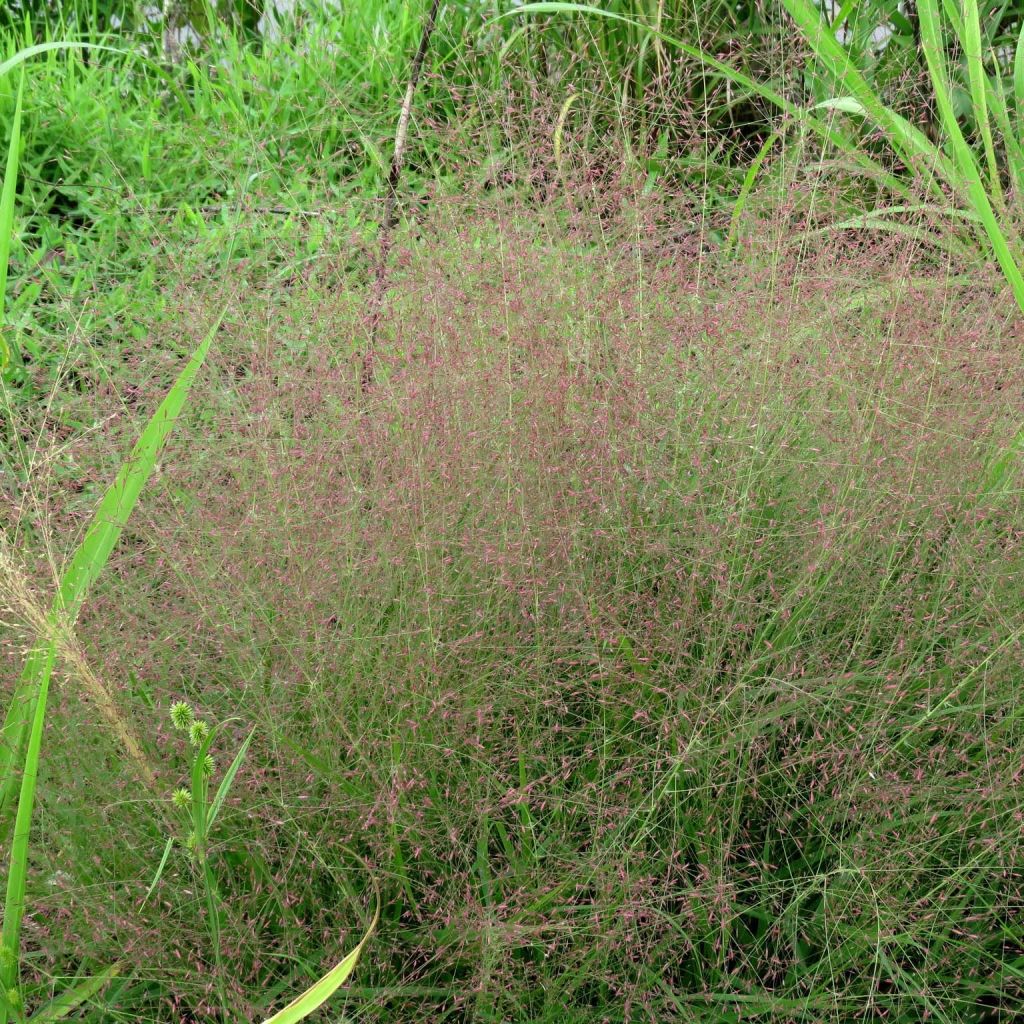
[4,190,1023,1021]
[3,2,1024,1018]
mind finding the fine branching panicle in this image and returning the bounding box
[2,2,1022,1021]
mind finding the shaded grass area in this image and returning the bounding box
[3,199,1023,1020]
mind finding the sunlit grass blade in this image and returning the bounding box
[934,0,1024,194]
[917,0,1024,312]
[779,0,952,196]
[0,41,121,80]
[0,310,226,832]
[961,0,1002,207]
[261,888,379,1024]
[28,962,122,1022]
[779,0,1024,312]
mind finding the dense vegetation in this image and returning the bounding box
[1,2,1023,1021]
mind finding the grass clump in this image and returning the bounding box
[6,200,1023,1019]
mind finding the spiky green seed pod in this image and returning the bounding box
[0,944,15,969]
[202,754,215,776]
[189,719,210,748]
[5,987,20,1010]
[171,787,192,809]
[169,701,194,730]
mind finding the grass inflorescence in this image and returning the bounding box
[1,2,1023,1022]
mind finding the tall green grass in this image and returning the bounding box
[505,1,1024,308]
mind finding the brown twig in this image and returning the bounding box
[360,0,442,394]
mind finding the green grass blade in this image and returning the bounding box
[1016,20,1024,124]
[812,96,949,174]
[917,0,1024,312]
[0,70,23,370]
[56,316,220,618]
[261,891,379,1024]
[985,66,1024,195]
[0,309,226,828]
[27,963,122,1022]
[724,127,783,258]
[206,727,255,833]
[812,215,973,254]
[0,42,123,80]
[497,2,913,198]
[962,0,1003,206]
[0,40,128,372]
[1,637,53,1022]
[779,0,953,194]
[980,425,1024,498]
[190,727,218,849]
[184,719,228,1010]
[141,837,175,909]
